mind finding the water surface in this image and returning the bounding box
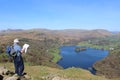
[57,46,109,74]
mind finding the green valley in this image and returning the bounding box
[0,29,120,80]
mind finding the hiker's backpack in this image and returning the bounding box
[6,45,17,57]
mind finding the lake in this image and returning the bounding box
[57,46,109,74]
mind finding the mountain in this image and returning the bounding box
[0,29,113,45]
[0,28,114,67]
[0,29,23,32]
[0,28,120,80]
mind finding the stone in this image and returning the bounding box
[0,66,31,80]
[5,76,18,80]
[52,76,69,80]
[0,66,9,75]
[24,74,31,79]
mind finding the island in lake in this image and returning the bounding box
[75,47,87,52]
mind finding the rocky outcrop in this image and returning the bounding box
[0,66,31,80]
[42,74,70,80]
[5,76,18,80]
[0,66,9,75]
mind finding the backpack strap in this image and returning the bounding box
[10,45,17,57]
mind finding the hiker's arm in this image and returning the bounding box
[21,49,25,54]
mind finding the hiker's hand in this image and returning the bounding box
[21,49,25,54]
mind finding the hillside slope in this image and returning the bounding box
[0,29,118,80]
[0,63,113,80]
[93,49,120,79]
[0,29,113,44]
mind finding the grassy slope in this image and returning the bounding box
[78,37,120,50]
[49,48,61,63]
[1,63,119,80]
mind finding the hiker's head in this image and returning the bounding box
[14,38,19,44]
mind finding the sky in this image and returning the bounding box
[0,0,120,31]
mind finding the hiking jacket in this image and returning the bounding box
[13,43,22,56]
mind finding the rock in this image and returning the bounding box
[5,76,18,80]
[0,66,9,75]
[52,76,61,80]
[52,76,69,80]
[42,74,59,80]
[24,74,31,79]
[3,76,9,80]
[0,66,31,80]
[0,75,3,80]
[42,74,69,80]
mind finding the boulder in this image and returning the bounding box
[24,74,31,79]
[0,66,31,80]
[0,66,9,75]
[5,76,18,80]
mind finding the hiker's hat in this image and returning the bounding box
[14,38,19,43]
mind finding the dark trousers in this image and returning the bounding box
[13,55,24,76]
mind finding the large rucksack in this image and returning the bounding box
[6,45,17,57]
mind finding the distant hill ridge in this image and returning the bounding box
[0,29,23,32]
[0,28,114,44]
